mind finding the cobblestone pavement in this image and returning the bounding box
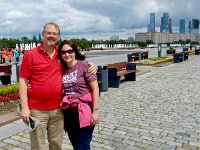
[1,55,200,150]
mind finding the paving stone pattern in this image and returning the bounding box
[1,55,200,150]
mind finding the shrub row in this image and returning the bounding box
[0,83,19,96]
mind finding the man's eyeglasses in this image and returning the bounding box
[61,49,74,55]
[44,31,59,36]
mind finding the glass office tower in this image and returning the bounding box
[190,18,199,34]
[160,12,170,32]
[169,18,172,33]
[180,18,190,33]
[148,13,155,32]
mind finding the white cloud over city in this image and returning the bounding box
[0,0,199,39]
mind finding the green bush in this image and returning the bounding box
[0,84,19,96]
[149,56,169,61]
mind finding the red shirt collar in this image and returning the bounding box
[37,43,58,52]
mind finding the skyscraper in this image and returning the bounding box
[160,12,170,33]
[147,13,155,32]
[190,18,199,34]
[169,18,172,33]
[180,18,190,33]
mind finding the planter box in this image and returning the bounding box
[133,56,173,66]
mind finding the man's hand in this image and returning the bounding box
[88,62,97,74]
[21,107,30,122]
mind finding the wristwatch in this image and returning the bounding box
[93,107,99,111]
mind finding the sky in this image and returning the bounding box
[0,0,199,40]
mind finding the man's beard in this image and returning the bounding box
[47,38,57,46]
[47,41,56,46]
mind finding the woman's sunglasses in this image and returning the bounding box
[61,49,74,55]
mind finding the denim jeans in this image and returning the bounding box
[63,110,94,150]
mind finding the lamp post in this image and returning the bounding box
[158,43,162,57]
[158,33,162,57]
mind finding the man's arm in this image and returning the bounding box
[19,77,30,122]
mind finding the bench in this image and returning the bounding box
[0,64,12,85]
[142,51,149,59]
[132,52,141,61]
[166,48,176,55]
[127,52,141,62]
[127,51,149,62]
[195,49,200,55]
[183,48,188,51]
[173,52,183,63]
[105,61,136,88]
[183,51,189,60]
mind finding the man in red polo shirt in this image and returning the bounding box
[19,22,63,150]
[19,22,96,150]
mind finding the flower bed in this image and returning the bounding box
[0,91,19,103]
[188,50,194,55]
[0,83,20,115]
[134,55,173,65]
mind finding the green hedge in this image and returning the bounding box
[0,84,19,96]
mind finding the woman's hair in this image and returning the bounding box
[58,40,85,68]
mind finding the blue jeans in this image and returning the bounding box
[68,125,94,150]
[63,110,94,150]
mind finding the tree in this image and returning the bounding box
[186,39,191,44]
[146,39,153,45]
[38,34,42,44]
[0,38,17,49]
[71,38,91,50]
[190,41,199,46]
[32,35,38,45]
[21,36,30,43]
[137,41,147,48]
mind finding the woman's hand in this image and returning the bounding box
[27,82,31,89]
[91,110,100,125]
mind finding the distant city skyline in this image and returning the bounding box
[148,12,199,35]
[0,0,200,40]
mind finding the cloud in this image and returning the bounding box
[6,10,28,19]
[0,0,199,39]
[0,21,13,26]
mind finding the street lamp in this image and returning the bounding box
[158,33,162,57]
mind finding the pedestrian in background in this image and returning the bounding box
[59,40,100,150]
[1,48,7,64]
[14,49,20,62]
[7,48,13,63]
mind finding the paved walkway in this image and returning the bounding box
[1,55,200,149]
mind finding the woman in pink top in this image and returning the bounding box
[59,40,100,150]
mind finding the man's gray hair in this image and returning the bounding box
[43,22,60,34]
